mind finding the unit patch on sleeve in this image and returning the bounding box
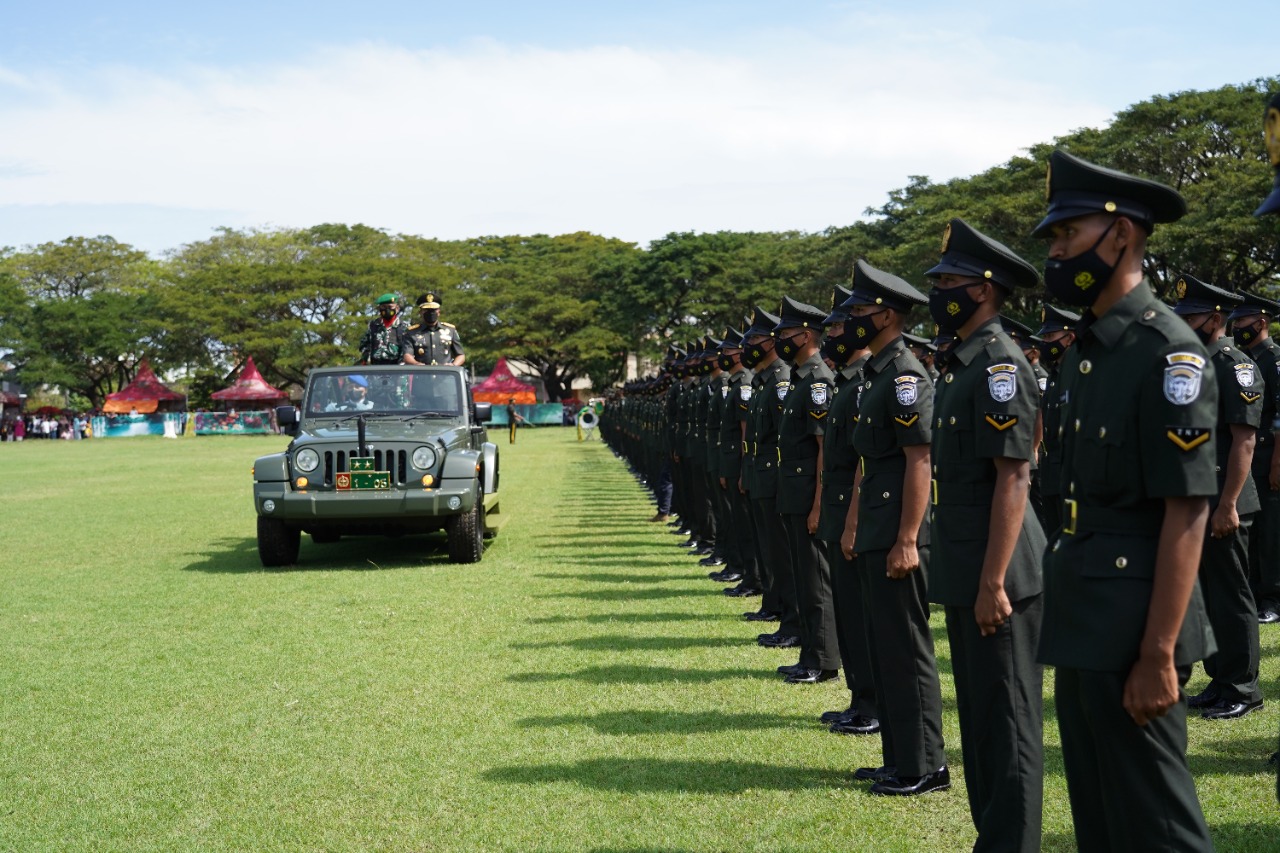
[1235,362,1256,387]
[984,412,1019,431]
[1163,352,1205,405]
[894,375,919,406]
[1166,426,1211,451]
[721,385,730,399]
[987,363,1018,403]
[776,380,792,402]
[739,385,752,402]
[810,382,830,406]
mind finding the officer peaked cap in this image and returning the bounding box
[902,332,937,353]
[841,259,927,311]
[1228,291,1280,322]
[1171,273,1242,316]
[999,315,1042,344]
[822,285,854,325]
[416,292,442,309]
[744,305,782,338]
[1257,92,1280,216]
[1032,149,1186,238]
[926,218,1040,290]
[772,296,827,332]
[1037,304,1081,336]
[719,327,745,349]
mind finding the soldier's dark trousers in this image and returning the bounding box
[689,460,716,546]
[781,514,839,670]
[1248,479,1280,612]
[827,542,877,719]
[945,595,1044,853]
[1202,516,1262,703]
[729,488,760,587]
[858,548,946,778]
[1027,473,1046,534]
[706,470,734,564]
[671,455,689,523]
[1055,665,1212,852]
[654,461,673,516]
[750,495,798,635]
[1041,493,1062,540]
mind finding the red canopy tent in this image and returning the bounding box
[472,357,537,404]
[210,357,286,407]
[103,359,184,414]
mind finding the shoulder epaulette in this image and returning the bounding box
[408,324,420,330]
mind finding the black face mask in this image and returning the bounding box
[928,284,981,333]
[717,353,736,372]
[843,311,885,348]
[741,341,770,369]
[1234,319,1263,348]
[378,306,397,320]
[1037,336,1070,364]
[1187,316,1217,347]
[775,332,805,363]
[421,309,439,326]
[820,332,856,365]
[1044,220,1123,307]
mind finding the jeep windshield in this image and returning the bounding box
[304,370,466,418]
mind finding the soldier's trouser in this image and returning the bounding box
[1027,470,1046,534]
[654,461,673,516]
[728,484,760,587]
[1041,492,1062,540]
[945,596,1044,853]
[750,494,798,636]
[509,421,517,444]
[1055,665,1213,853]
[781,513,839,670]
[827,541,877,718]
[692,460,717,548]
[1202,515,1262,703]
[705,467,734,564]
[671,453,689,523]
[858,548,945,778]
[1248,474,1280,611]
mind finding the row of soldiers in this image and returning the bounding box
[601,103,1280,851]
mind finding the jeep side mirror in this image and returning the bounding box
[276,405,298,426]
[474,402,492,423]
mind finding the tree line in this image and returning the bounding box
[2,78,1278,410]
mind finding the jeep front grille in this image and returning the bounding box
[321,449,409,486]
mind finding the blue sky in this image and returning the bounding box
[0,1,1275,254]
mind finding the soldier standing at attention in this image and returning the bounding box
[718,328,763,598]
[844,260,948,796]
[816,285,880,734]
[359,293,409,365]
[743,308,801,640]
[1035,149,1216,850]
[925,218,1046,850]
[401,292,466,366]
[1172,274,1265,722]
[1035,304,1081,535]
[700,335,733,573]
[773,297,840,683]
[1228,293,1280,624]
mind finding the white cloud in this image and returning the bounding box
[0,27,1115,251]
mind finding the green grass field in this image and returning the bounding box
[1,428,1277,851]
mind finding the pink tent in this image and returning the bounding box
[210,357,286,404]
[472,357,537,404]
[103,359,183,413]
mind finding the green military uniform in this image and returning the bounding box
[846,261,947,785]
[402,321,463,365]
[1035,304,1081,535]
[358,293,409,364]
[1034,150,1215,851]
[775,297,839,679]
[702,346,733,569]
[925,220,1046,851]
[817,285,879,727]
[1173,275,1264,718]
[743,308,800,636]
[718,329,761,595]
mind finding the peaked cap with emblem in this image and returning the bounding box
[902,332,937,353]
[744,305,781,338]
[1032,149,1187,238]
[822,285,854,325]
[1228,290,1280,322]
[1257,92,1280,217]
[926,217,1040,290]
[999,315,1042,344]
[719,326,745,349]
[840,259,927,311]
[416,292,442,309]
[772,296,827,332]
[1171,273,1242,316]
[1037,304,1081,336]
[665,343,686,361]
[376,292,397,305]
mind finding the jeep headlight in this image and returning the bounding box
[412,446,437,470]
[295,448,320,473]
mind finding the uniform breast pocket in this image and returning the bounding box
[1075,419,1125,501]
[859,414,899,457]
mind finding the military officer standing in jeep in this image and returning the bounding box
[401,292,466,367]
[358,293,409,365]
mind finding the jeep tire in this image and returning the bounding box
[446,484,485,563]
[258,516,300,567]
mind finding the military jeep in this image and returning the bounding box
[252,365,500,567]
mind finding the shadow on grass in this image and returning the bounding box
[534,572,684,584]
[482,757,850,794]
[536,588,699,602]
[508,665,770,685]
[510,634,748,652]
[516,710,812,735]
[180,534,453,574]
[533,530,660,541]
[527,612,719,625]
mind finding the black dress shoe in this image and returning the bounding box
[871,766,951,796]
[759,634,801,648]
[1201,698,1264,720]
[1187,685,1222,709]
[776,663,805,676]
[694,546,715,556]
[853,765,895,782]
[707,569,733,581]
[1259,608,1280,624]
[744,610,780,622]
[699,555,726,567]
[680,537,700,548]
[830,714,881,735]
[820,706,855,725]
[724,585,762,598]
[785,668,839,684]
[715,571,743,583]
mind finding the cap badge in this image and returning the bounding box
[1104,201,1117,213]
[1266,106,1280,168]
[941,223,951,253]
[1176,278,1187,299]
[1045,161,1052,200]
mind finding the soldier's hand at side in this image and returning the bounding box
[806,506,820,535]
[1122,653,1179,726]
[1210,502,1239,539]
[975,584,1012,637]
[886,541,919,579]
[840,527,857,561]
[737,476,745,495]
[719,477,727,489]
